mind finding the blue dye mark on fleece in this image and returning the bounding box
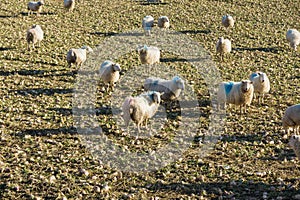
[250,72,259,80]
[152,80,159,86]
[224,82,234,95]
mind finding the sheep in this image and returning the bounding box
[64,0,75,12]
[249,72,270,104]
[157,16,170,29]
[99,60,121,90]
[222,14,234,29]
[26,24,44,51]
[289,135,300,159]
[147,0,164,3]
[138,45,160,65]
[144,76,184,101]
[27,0,44,15]
[282,104,300,134]
[286,29,300,51]
[122,91,161,134]
[142,15,154,36]
[216,37,231,61]
[66,46,93,67]
[217,80,254,114]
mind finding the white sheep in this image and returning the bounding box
[64,0,75,12]
[66,46,93,67]
[142,15,154,36]
[144,76,184,101]
[122,91,161,134]
[286,29,300,51]
[216,37,231,61]
[26,24,44,51]
[282,104,300,134]
[217,80,254,114]
[249,72,270,104]
[27,0,44,15]
[138,45,160,65]
[289,135,300,159]
[99,60,121,89]
[222,14,234,29]
[158,16,170,29]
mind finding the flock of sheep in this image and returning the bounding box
[25,0,300,158]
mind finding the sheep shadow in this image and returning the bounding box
[20,11,56,16]
[10,88,73,96]
[233,47,283,53]
[143,180,299,198]
[16,127,78,137]
[90,31,117,37]
[0,69,78,77]
[0,47,15,51]
[5,56,60,67]
[179,29,212,35]
[49,106,113,116]
[160,57,210,63]
[133,0,168,5]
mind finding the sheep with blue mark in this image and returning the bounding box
[249,71,270,104]
[142,16,154,36]
[122,91,162,134]
[217,80,254,114]
[144,76,184,101]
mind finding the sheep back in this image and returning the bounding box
[282,104,300,128]
[158,16,170,29]
[64,0,75,11]
[139,46,160,65]
[144,76,184,100]
[249,72,270,94]
[286,29,300,50]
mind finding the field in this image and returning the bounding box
[0,0,300,199]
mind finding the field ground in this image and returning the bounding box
[0,0,300,199]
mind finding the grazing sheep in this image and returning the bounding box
[99,60,121,88]
[142,16,154,36]
[282,104,300,134]
[286,29,300,51]
[158,16,170,29]
[144,76,184,101]
[216,37,231,61]
[249,72,270,104]
[26,24,44,51]
[217,80,254,114]
[222,14,234,29]
[289,135,300,159]
[64,0,75,12]
[27,0,44,15]
[138,45,160,65]
[122,91,161,134]
[66,46,93,67]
